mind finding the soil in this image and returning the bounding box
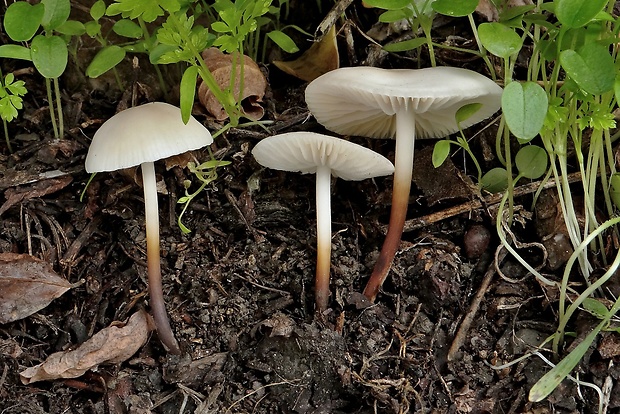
[1,1,619,413]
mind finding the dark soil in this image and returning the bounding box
[1,1,619,413]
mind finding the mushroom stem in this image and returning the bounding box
[142,162,182,354]
[315,165,332,313]
[363,109,415,302]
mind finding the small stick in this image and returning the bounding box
[447,249,506,361]
[398,171,583,233]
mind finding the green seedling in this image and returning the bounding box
[0,71,28,153]
[2,0,82,140]
[177,159,232,234]
[364,0,438,65]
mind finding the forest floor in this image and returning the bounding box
[1,1,619,413]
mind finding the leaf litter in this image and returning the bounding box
[20,309,153,384]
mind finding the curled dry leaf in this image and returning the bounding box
[20,310,153,384]
[0,253,73,324]
[198,48,267,121]
[273,25,339,82]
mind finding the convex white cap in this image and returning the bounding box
[85,102,213,173]
[251,132,395,180]
[305,66,502,139]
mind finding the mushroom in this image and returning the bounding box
[251,132,394,313]
[85,102,213,354]
[305,66,502,302]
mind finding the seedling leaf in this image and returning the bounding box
[266,30,299,54]
[501,81,548,142]
[515,145,547,180]
[529,320,604,402]
[31,35,69,79]
[86,45,126,78]
[478,22,523,59]
[609,173,620,209]
[4,2,44,41]
[42,0,71,31]
[180,66,199,124]
[481,168,508,193]
[0,45,33,61]
[112,19,143,39]
[559,43,615,95]
[384,38,428,53]
[55,20,86,36]
[432,0,478,17]
[455,103,482,125]
[555,0,608,28]
[432,140,451,168]
[360,0,412,9]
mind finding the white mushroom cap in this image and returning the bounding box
[85,102,213,173]
[251,131,395,180]
[305,66,502,139]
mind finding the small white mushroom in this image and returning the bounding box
[252,132,394,313]
[85,102,213,354]
[305,66,502,302]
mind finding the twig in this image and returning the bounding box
[399,171,583,233]
[447,249,507,362]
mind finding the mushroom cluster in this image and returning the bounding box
[86,102,213,354]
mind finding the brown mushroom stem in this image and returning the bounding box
[363,110,415,302]
[315,165,332,313]
[142,161,182,354]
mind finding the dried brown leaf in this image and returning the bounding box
[198,48,267,121]
[0,175,73,216]
[476,0,533,22]
[273,25,339,82]
[0,253,73,324]
[20,310,152,384]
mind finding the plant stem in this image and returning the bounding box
[2,118,12,153]
[45,78,59,139]
[53,77,64,139]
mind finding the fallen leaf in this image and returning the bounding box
[273,25,339,82]
[20,310,152,384]
[198,48,267,121]
[0,175,73,216]
[0,253,73,324]
[476,0,533,22]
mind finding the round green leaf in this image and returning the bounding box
[363,0,412,10]
[31,35,68,79]
[501,81,548,142]
[432,0,478,17]
[112,19,143,39]
[42,0,71,31]
[515,145,547,180]
[267,30,299,54]
[432,140,451,168]
[481,168,508,193]
[4,2,44,41]
[555,0,607,28]
[559,43,615,95]
[86,46,126,78]
[478,22,523,59]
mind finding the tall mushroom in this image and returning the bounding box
[305,66,502,302]
[85,102,213,354]
[252,132,394,313]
